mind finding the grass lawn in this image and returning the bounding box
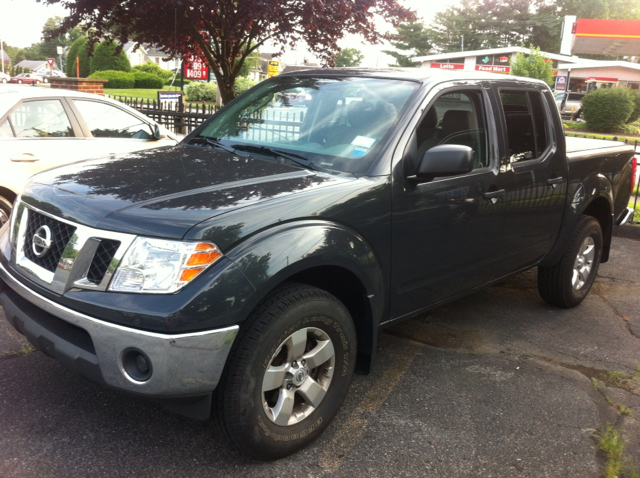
[103,85,183,99]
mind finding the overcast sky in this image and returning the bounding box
[0,0,458,67]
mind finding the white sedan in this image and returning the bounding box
[0,88,179,226]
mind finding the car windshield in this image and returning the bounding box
[197,76,419,174]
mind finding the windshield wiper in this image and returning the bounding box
[230,145,326,172]
[188,136,237,155]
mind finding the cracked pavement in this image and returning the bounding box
[1,228,640,477]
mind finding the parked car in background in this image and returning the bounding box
[9,73,47,85]
[41,70,67,79]
[555,91,585,118]
[0,72,10,84]
[0,87,180,225]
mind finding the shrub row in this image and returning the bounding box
[87,70,164,89]
[581,87,640,133]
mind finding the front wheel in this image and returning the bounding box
[538,216,602,308]
[214,283,357,459]
[17,79,22,84]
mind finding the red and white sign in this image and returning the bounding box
[475,65,510,73]
[430,62,465,70]
[46,58,55,66]
[184,55,209,80]
[585,77,618,82]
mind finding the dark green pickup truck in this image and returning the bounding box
[0,68,635,459]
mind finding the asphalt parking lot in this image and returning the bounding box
[1,228,639,477]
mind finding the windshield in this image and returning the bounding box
[197,76,419,174]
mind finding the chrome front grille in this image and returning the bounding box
[23,210,77,273]
[10,201,136,295]
[86,239,121,285]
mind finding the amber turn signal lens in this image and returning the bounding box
[179,267,205,282]
[195,242,216,251]
[186,250,222,266]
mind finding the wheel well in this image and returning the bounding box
[0,187,17,206]
[583,197,612,262]
[288,266,375,375]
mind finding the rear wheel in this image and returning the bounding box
[538,216,602,308]
[214,283,357,459]
[0,196,13,228]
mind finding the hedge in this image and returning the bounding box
[132,61,173,82]
[133,71,164,89]
[185,82,217,101]
[581,88,635,133]
[88,70,135,89]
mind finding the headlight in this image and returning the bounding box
[109,237,222,293]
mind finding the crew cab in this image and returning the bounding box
[0,69,634,459]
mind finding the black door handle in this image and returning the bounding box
[547,177,564,185]
[483,189,505,200]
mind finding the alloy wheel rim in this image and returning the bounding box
[261,327,335,426]
[572,236,595,290]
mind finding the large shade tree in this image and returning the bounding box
[41,0,415,104]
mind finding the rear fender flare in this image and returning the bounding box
[541,173,613,267]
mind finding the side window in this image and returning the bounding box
[407,90,489,175]
[499,90,550,163]
[9,100,74,138]
[73,100,153,139]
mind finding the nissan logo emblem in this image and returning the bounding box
[32,225,53,258]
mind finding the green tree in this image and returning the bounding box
[383,20,433,67]
[333,48,365,67]
[90,40,131,74]
[66,37,90,77]
[509,45,554,86]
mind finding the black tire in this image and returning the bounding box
[0,196,12,228]
[538,216,602,308]
[214,283,357,459]
[17,79,22,84]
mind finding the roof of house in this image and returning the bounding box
[1,51,10,62]
[123,42,147,54]
[14,60,49,70]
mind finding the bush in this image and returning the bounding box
[235,77,257,95]
[185,81,217,101]
[88,70,135,89]
[66,37,90,77]
[627,89,640,124]
[133,71,164,89]
[90,40,131,74]
[582,88,635,133]
[133,61,173,82]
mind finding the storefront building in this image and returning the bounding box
[412,46,640,93]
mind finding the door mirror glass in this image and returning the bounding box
[416,144,474,179]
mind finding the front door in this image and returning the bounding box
[389,84,507,319]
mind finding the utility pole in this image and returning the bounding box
[461,34,464,52]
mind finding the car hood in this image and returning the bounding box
[22,145,341,238]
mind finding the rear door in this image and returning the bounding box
[490,82,568,269]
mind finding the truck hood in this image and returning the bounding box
[22,145,339,238]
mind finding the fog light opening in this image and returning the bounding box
[122,349,153,382]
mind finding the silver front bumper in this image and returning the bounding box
[0,259,238,398]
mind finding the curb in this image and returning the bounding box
[613,224,640,241]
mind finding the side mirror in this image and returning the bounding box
[152,124,167,140]
[409,144,474,184]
